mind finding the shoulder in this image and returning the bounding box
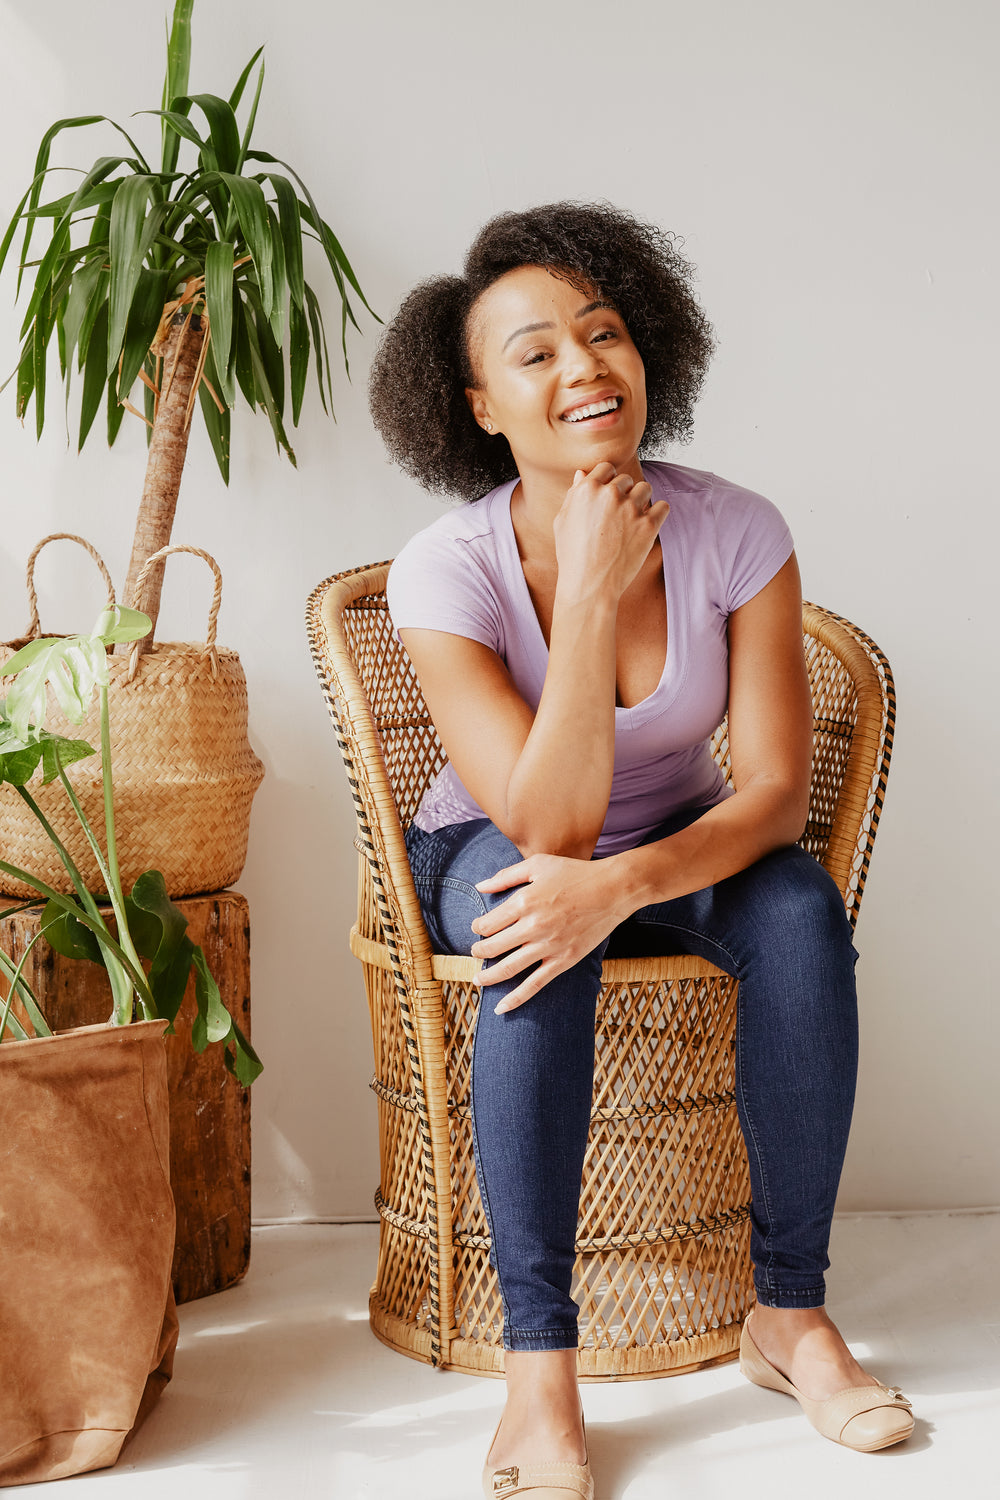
[644,461,794,612]
[387,481,517,644]
[390,482,513,579]
[643,460,790,534]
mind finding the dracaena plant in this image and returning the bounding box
[0,0,374,645]
[0,608,261,1085]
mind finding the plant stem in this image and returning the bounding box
[16,784,102,920]
[0,932,53,1040]
[0,859,154,1014]
[117,307,205,645]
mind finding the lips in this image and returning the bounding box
[560,395,623,423]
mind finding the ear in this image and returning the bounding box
[465,387,495,434]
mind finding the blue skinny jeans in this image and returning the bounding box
[405,807,859,1352]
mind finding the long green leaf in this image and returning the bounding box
[234,53,265,174]
[30,179,121,222]
[218,172,273,316]
[229,45,265,113]
[106,176,155,375]
[198,369,231,483]
[265,205,286,347]
[107,363,126,444]
[78,297,108,448]
[231,291,256,409]
[14,343,34,421]
[289,295,309,426]
[78,270,110,370]
[244,282,284,416]
[182,94,240,175]
[247,150,376,318]
[162,0,194,177]
[18,117,104,294]
[62,257,105,369]
[263,172,304,309]
[304,281,332,416]
[32,297,53,439]
[18,216,70,341]
[118,267,170,400]
[146,108,207,153]
[0,181,36,283]
[243,299,294,463]
[204,239,235,384]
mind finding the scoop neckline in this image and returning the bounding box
[494,466,688,726]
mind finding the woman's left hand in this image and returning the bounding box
[470,854,627,1013]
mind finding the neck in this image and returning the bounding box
[511,455,646,557]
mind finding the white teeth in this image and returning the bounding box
[563,397,621,422]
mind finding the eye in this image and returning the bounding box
[591,326,621,344]
[520,349,551,366]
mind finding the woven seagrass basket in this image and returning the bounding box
[0,535,264,899]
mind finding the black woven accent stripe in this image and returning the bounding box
[373,1189,749,1255]
[804,603,896,931]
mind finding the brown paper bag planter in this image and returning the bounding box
[0,535,264,899]
[0,891,252,1306]
[0,1020,178,1485]
[306,564,895,1379]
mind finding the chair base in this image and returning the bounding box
[369,1289,746,1380]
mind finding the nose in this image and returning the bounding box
[563,336,608,384]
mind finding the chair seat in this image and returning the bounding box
[349,926,729,984]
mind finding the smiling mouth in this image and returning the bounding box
[561,396,623,423]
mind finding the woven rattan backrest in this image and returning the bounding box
[307,566,895,951]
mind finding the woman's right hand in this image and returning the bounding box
[552,461,668,606]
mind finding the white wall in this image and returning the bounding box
[1,0,996,1215]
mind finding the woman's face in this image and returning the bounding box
[465,265,647,488]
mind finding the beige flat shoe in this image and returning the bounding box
[740,1313,914,1452]
[481,1419,594,1499]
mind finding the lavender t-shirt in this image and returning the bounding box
[386,461,794,855]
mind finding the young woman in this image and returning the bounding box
[369,203,913,1498]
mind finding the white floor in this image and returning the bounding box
[19,1215,999,1499]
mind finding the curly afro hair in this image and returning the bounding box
[368,201,715,501]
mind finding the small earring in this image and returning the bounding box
[484,422,493,433]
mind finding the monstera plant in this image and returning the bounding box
[0,603,261,1084]
[0,0,373,646]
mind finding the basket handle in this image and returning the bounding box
[126,544,222,683]
[24,533,117,638]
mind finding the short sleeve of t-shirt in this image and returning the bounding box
[385,498,505,651]
[710,482,795,614]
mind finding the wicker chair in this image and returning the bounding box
[306,564,895,1379]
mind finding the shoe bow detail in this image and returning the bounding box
[878,1384,913,1410]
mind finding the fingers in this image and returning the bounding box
[491,959,562,1015]
[474,861,531,894]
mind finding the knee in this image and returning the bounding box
[745,848,854,960]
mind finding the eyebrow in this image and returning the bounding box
[501,299,617,353]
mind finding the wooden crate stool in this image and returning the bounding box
[307,565,894,1378]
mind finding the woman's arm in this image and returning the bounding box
[469,553,813,1009]
[400,462,665,859]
